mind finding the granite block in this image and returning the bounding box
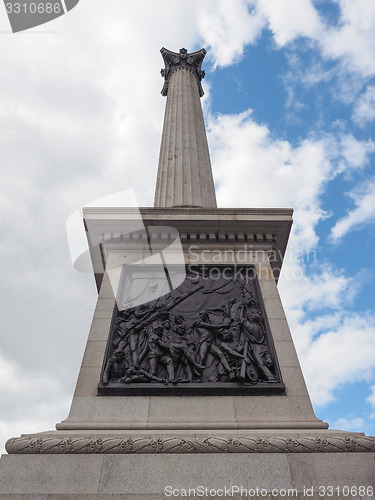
[268,318,293,342]
[88,318,112,342]
[263,298,286,319]
[0,455,103,494]
[274,341,301,368]
[98,454,292,494]
[280,367,309,396]
[81,341,107,368]
[73,367,101,397]
[287,452,375,488]
[234,395,318,426]
[147,396,236,429]
[93,299,116,319]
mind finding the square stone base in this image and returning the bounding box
[0,452,374,499]
[1,429,374,499]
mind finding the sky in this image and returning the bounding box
[1,0,375,453]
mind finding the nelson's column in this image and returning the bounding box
[1,47,374,499]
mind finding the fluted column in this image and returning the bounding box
[154,47,217,208]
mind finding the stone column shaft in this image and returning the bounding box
[154,48,217,208]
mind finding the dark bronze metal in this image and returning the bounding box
[98,265,285,396]
[160,47,206,97]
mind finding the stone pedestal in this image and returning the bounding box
[1,207,374,498]
[2,431,375,498]
[56,207,325,432]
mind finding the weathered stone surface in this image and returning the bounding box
[273,341,301,368]
[267,318,295,342]
[58,276,326,429]
[5,430,375,455]
[89,318,112,342]
[154,48,216,208]
[280,367,310,396]
[93,298,116,319]
[287,452,375,488]
[1,446,374,498]
[81,341,107,368]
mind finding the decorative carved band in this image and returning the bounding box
[98,230,277,244]
[6,434,375,455]
[160,47,206,97]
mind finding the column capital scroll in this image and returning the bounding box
[160,47,207,97]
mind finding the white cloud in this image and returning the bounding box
[338,134,375,171]
[209,110,330,218]
[278,248,369,355]
[258,0,375,80]
[332,416,367,432]
[322,0,375,78]
[281,261,355,313]
[330,177,375,242]
[367,385,375,407]
[198,0,265,67]
[353,85,375,125]
[208,110,374,251]
[0,355,72,454]
[366,385,375,412]
[300,314,375,406]
[253,0,375,114]
[257,0,323,46]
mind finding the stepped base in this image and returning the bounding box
[1,429,374,499]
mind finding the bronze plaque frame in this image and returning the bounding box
[98,265,285,396]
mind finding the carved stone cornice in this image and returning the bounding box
[6,434,375,454]
[83,207,293,290]
[160,47,206,97]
